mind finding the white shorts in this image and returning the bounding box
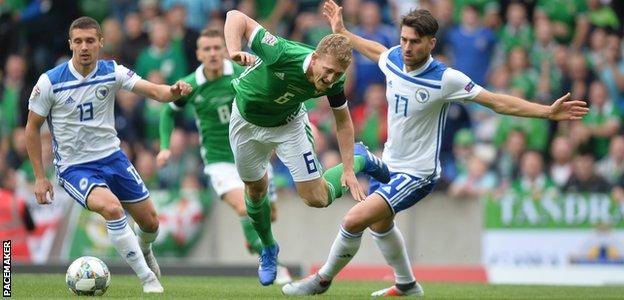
[229,102,321,182]
[204,162,277,202]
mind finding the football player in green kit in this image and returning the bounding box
[224,10,391,285]
[156,28,292,284]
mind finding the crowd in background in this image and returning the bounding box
[1,0,624,205]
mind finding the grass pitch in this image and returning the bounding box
[11,274,624,299]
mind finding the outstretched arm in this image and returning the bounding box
[132,79,192,103]
[323,0,388,63]
[224,10,261,66]
[472,90,589,121]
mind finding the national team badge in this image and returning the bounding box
[415,88,429,103]
[79,178,88,191]
[95,86,110,100]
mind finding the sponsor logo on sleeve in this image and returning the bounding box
[464,81,475,92]
[126,69,135,77]
[261,32,277,46]
[29,86,41,101]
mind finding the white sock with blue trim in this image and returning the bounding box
[318,225,363,280]
[371,223,415,284]
[106,215,152,281]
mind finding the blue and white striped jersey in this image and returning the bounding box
[28,60,141,172]
[378,46,482,179]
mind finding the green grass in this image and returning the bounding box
[11,274,624,299]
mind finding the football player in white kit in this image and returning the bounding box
[283,1,589,297]
[24,17,192,293]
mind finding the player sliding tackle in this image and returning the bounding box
[25,17,192,293]
[283,0,589,297]
[224,10,391,285]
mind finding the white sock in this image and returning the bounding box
[106,215,152,281]
[371,223,415,284]
[318,226,362,280]
[133,223,158,254]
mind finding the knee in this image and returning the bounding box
[99,203,125,220]
[246,182,268,201]
[299,189,327,208]
[342,213,366,233]
[233,202,248,216]
[139,212,159,233]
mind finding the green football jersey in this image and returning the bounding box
[171,60,244,164]
[232,26,346,127]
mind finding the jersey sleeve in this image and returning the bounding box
[248,26,287,65]
[443,68,483,102]
[27,74,54,117]
[377,47,394,76]
[114,62,142,91]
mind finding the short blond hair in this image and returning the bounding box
[316,34,353,69]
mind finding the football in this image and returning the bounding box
[65,256,111,296]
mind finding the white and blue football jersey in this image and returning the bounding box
[378,46,482,180]
[28,60,141,172]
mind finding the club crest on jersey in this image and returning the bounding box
[95,86,110,100]
[415,88,430,103]
[79,178,88,190]
[464,81,475,92]
[262,32,277,46]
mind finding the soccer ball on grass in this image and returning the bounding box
[65,256,111,296]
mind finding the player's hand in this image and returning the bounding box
[322,0,347,34]
[170,80,192,98]
[34,178,54,205]
[230,51,257,66]
[548,93,589,121]
[341,170,366,202]
[156,149,171,167]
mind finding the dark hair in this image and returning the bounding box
[200,28,223,39]
[69,16,103,38]
[400,9,438,37]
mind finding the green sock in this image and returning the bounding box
[244,192,276,248]
[321,156,366,205]
[240,216,263,254]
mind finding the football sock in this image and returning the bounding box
[241,216,263,254]
[322,156,366,204]
[133,223,158,254]
[318,225,363,280]
[244,192,276,248]
[371,223,415,285]
[106,215,151,281]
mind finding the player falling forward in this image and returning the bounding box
[156,28,291,284]
[25,16,193,293]
[224,10,391,285]
[283,1,589,296]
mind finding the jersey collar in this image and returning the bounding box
[405,55,434,75]
[195,59,234,85]
[68,59,99,80]
[302,52,312,73]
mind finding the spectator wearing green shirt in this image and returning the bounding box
[586,0,620,31]
[596,136,624,185]
[535,0,589,49]
[578,81,620,159]
[498,2,533,56]
[0,55,30,135]
[135,18,188,85]
[511,150,558,201]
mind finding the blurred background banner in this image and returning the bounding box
[63,189,213,260]
[483,192,624,267]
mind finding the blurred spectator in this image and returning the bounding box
[340,0,361,28]
[511,150,558,200]
[115,90,146,143]
[446,5,496,86]
[585,0,620,32]
[135,18,187,85]
[498,2,533,57]
[161,0,220,32]
[101,17,124,61]
[563,152,611,193]
[352,84,387,152]
[449,154,497,199]
[135,149,159,189]
[290,3,331,46]
[442,128,475,185]
[440,103,472,182]
[612,175,624,202]
[451,0,498,25]
[120,11,149,67]
[495,129,526,184]
[141,71,167,148]
[138,0,161,30]
[469,65,509,143]
[430,0,452,56]
[595,32,624,113]
[350,0,397,105]
[79,0,109,22]
[157,128,201,189]
[508,46,537,100]
[534,0,589,49]
[1,54,30,135]
[238,0,292,34]
[165,4,200,71]
[6,127,28,171]
[549,135,574,188]
[107,0,138,23]
[596,135,624,185]
[0,3,21,69]
[562,52,595,104]
[580,81,620,158]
